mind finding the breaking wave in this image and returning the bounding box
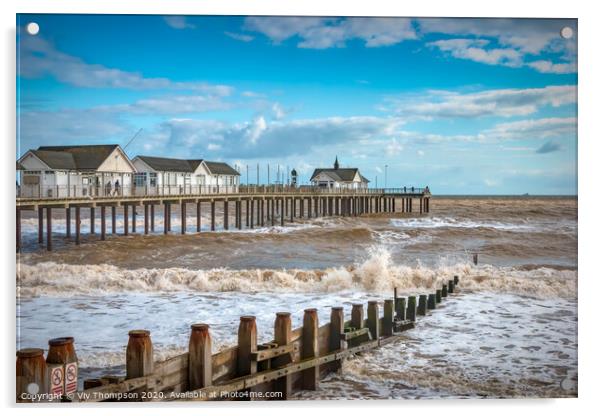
[17,247,576,299]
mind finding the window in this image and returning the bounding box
[24,170,41,175]
[149,173,157,186]
[134,173,147,187]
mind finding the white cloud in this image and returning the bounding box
[244,17,416,49]
[386,139,403,155]
[225,31,254,42]
[19,35,232,94]
[484,117,576,141]
[104,94,232,114]
[527,60,577,74]
[384,85,576,118]
[428,39,522,67]
[163,16,196,30]
[246,116,267,144]
[271,103,286,120]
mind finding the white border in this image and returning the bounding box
[2,1,600,415]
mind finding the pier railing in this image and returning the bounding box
[16,277,460,403]
[16,184,427,200]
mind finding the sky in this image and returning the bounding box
[16,14,577,194]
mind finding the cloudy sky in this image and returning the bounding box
[16,15,577,194]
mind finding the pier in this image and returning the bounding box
[16,276,459,402]
[16,186,431,252]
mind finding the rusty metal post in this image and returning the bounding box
[367,301,379,340]
[301,308,319,390]
[383,299,394,336]
[351,303,364,329]
[46,337,78,398]
[273,312,292,399]
[126,330,154,379]
[16,348,47,402]
[188,324,212,390]
[407,296,417,322]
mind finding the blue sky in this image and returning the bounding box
[16,14,577,194]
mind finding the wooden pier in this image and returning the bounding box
[16,187,431,252]
[16,277,459,403]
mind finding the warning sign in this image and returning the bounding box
[49,365,64,396]
[65,362,78,394]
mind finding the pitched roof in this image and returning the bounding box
[204,161,240,176]
[36,145,119,170]
[136,156,197,172]
[310,168,369,183]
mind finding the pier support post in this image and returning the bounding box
[223,200,228,230]
[196,201,201,232]
[163,204,168,234]
[395,297,406,320]
[90,207,95,235]
[144,204,149,235]
[367,301,380,340]
[302,309,319,390]
[383,299,394,336]
[37,208,43,244]
[245,199,250,227]
[210,201,216,231]
[46,207,52,251]
[330,307,345,372]
[16,348,47,402]
[188,324,212,390]
[407,296,417,322]
[126,330,153,379]
[249,199,254,229]
[150,204,155,232]
[290,198,294,223]
[123,205,129,236]
[273,312,292,399]
[271,198,275,226]
[65,208,71,239]
[260,199,264,227]
[237,316,257,398]
[418,295,428,316]
[100,206,106,240]
[111,206,116,234]
[131,206,136,234]
[280,198,285,226]
[75,207,81,245]
[427,294,436,310]
[180,202,186,234]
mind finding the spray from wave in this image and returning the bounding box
[17,246,576,299]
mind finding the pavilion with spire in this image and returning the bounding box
[309,156,369,189]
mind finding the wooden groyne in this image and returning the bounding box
[16,276,459,403]
[16,187,431,252]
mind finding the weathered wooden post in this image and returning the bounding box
[260,199,265,226]
[436,289,442,303]
[238,316,257,399]
[302,309,319,390]
[290,198,294,222]
[90,207,95,235]
[65,207,71,238]
[273,312,292,399]
[280,198,285,226]
[16,348,47,402]
[223,200,229,230]
[131,205,136,233]
[448,279,455,293]
[46,337,78,398]
[407,296,417,322]
[351,303,364,329]
[37,208,43,244]
[367,301,380,340]
[249,199,254,228]
[46,206,52,251]
[395,297,406,320]
[100,206,106,240]
[124,205,129,236]
[144,204,149,235]
[427,294,436,310]
[454,275,460,285]
[163,203,168,234]
[330,307,345,372]
[442,283,448,298]
[271,198,275,226]
[188,324,212,390]
[418,295,427,316]
[383,299,394,336]
[75,206,81,245]
[126,330,154,379]
[196,201,201,232]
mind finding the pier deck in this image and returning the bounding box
[16,187,431,252]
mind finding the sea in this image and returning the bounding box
[16,196,578,399]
